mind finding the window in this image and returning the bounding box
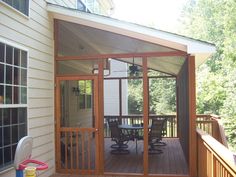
[0,42,28,171]
[1,0,29,16]
[77,80,92,109]
[77,0,87,12]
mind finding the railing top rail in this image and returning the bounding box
[210,114,221,119]
[196,115,213,120]
[196,114,211,117]
[197,128,236,172]
[104,114,217,119]
[196,120,215,123]
[60,127,96,132]
[196,114,221,120]
[104,115,176,118]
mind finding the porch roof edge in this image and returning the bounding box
[47,3,216,67]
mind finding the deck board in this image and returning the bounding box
[50,138,188,176]
[104,138,188,174]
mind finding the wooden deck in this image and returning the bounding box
[51,138,188,176]
[104,138,188,174]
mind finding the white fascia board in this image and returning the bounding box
[187,41,216,54]
[47,4,216,65]
[187,43,216,66]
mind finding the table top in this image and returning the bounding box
[118,124,142,130]
[118,124,151,129]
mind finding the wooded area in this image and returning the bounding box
[180,0,236,151]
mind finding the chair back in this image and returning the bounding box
[149,118,166,140]
[108,121,121,139]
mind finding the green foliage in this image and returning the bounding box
[181,0,236,151]
[128,72,176,115]
[196,65,226,114]
[149,78,176,114]
[128,79,143,114]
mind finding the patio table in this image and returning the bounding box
[118,124,150,154]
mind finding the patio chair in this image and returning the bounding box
[148,118,166,154]
[108,120,130,154]
[154,118,167,146]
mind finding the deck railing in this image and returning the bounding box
[104,115,177,138]
[197,129,236,177]
[104,114,227,146]
[58,128,96,174]
[196,114,228,147]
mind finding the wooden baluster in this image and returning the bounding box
[70,131,73,171]
[65,132,68,172]
[82,132,85,169]
[76,131,79,173]
[172,118,174,137]
[87,132,91,170]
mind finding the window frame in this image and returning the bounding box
[77,80,92,110]
[0,38,28,172]
[0,0,30,18]
[76,0,87,12]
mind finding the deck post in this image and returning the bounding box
[54,19,60,171]
[119,78,122,124]
[176,78,179,138]
[188,55,197,177]
[143,57,149,175]
[98,59,104,174]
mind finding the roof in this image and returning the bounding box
[47,3,216,75]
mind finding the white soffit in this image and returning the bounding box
[47,3,216,66]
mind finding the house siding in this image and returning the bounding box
[0,0,54,177]
[104,60,128,116]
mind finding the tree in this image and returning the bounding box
[180,0,236,151]
[128,71,176,115]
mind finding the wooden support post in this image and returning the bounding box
[54,19,60,171]
[98,59,104,174]
[119,79,122,124]
[143,57,149,175]
[54,19,58,58]
[188,55,197,177]
[176,78,180,138]
[55,77,61,171]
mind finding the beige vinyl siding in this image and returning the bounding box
[28,107,53,118]
[0,0,54,176]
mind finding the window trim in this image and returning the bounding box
[0,0,30,19]
[0,37,29,110]
[0,37,29,171]
[0,37,28,54]
[0,166,14,175]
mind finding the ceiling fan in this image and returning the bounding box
[129,61,142,76]
[113,58,142,76]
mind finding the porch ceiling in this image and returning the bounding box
[58,21,176,56]
[58,21,184,75]
[47,3,216,75]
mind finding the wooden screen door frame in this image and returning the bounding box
[55,75,99,174]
